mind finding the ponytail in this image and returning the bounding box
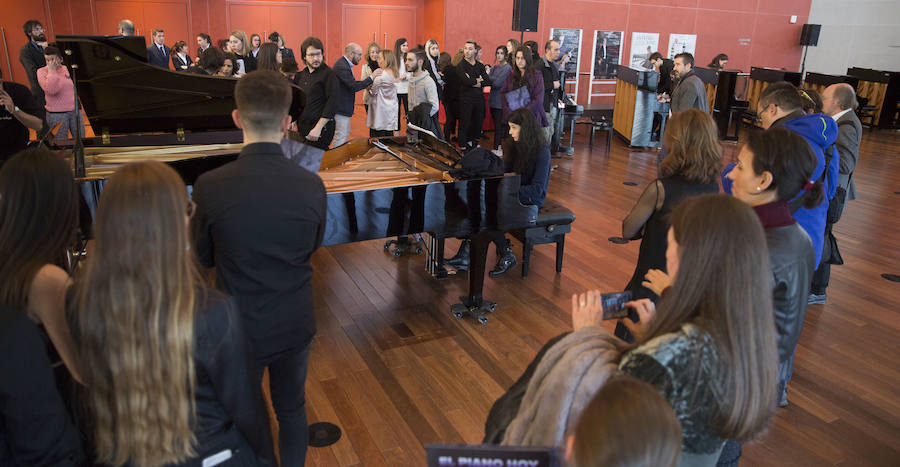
[802,181,825,209]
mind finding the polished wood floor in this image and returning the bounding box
[293,114,900,466]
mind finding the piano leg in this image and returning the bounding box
[450,231,496,324]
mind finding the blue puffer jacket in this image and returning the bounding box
[723,113,839,267]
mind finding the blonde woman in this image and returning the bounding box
[360,42,381,113]
[366,49,399,136]
[70,161,275,467]
[229,30,253,74]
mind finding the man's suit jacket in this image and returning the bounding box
[835,110,862,201]
[330,56,373,117]
[147,44,171,68]
[18,41,46,102]
[172,53,192,71]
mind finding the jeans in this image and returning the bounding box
[258,342,312,466]
[544,107,557,145]
[332,114,351,147]
[47,110,84,140]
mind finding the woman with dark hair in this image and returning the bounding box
[220,53,238,77]
[622,108,721,301]
[446,108,551,276]
[191,47,225,76]
[249,33,261,59]
[442,49,465,142]
[619,194,779,466]
[0,148,82,384]
[171,40,192,70]
[500,46,548,138]
[488,45,511,152]
[269,31,294,61]
[393,38,410,129]
[707,53,728,70]
[255,42,280,72]
[566,375,682,467]
[70,161,275,467]
[714,128,821,466]
[361,42,381,113]
[799,87,823,114]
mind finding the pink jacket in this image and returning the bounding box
[37,65,75,112]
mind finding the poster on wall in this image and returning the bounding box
[667,34,697,59]
[549,28,583,79]
[591,30,623,80]
[629,32,659,70]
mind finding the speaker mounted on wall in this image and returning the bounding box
[512,0,539,32]
[800,24,821,47]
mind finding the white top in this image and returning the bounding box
[832,108,852,122]
[396,65,409,94]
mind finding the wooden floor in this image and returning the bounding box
[295,114,900,466]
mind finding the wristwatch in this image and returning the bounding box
[13,106,19,114]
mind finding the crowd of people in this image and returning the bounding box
[1,17,865,467]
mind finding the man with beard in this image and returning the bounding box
[19,20,48,106]
[537,40,562,145]
[293,36,336,149]
[405,49,440,134]
[455,40,491,149]
[330,42,381,146]
[669,52,707,114]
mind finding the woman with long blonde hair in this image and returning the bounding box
[70,161,274,467]
[366,49,400,136]
[229,29,253,74]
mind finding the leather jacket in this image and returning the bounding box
[767,223,815,363]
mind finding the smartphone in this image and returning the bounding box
[600,291,632,320]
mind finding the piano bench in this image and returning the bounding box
[510,199,576,278]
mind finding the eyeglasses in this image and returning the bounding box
[186,199,196,218]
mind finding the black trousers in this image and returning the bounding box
[297,118,335,150]
[398,93,409,130]
[490,107,506,150]
[444,99,459,142]
[257,342,312,466]
[369,129,393,137]
[811,222,834,294]
[459,96,485,148]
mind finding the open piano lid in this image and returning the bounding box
[55,35,239,137]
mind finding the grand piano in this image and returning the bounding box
[56,35,538,324]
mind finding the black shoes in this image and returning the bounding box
[445,239,470,271]
[489,239,517,277]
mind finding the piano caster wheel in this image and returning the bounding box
[450,298,496,323]
[384,243,390,251]
[453,311,464,319]
[392,249,403,257]
[486,303,496,313]
[415,246,423,254]
[477,315,489,325]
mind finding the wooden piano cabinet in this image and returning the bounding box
[847,68,900,128]
[803,73,859,102]
[613,79,636,142]
[613,66,659,147]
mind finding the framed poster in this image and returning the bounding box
[591,30,623,80]
[667,34,697,59]
[629,32,659,70]
[549,27,583,80]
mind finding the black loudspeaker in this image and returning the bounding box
[512,0,539,32]
[800,24,821,46]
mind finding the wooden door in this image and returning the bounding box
[342,5,381,105]
[269,4,312,56]
[143,1,190,68]
[227,3,269,46]
[95,0,144,35]
[379,7,416,54]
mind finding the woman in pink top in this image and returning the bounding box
[37,46,83,140]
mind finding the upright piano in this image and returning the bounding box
[56,35,538,324]
[846,67,900,129]
[612,65,660,147]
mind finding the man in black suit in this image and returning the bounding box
[146,28,170,69]
[809,83,863,304]
[331,42,382,146]
[18,20,47,106]
[191,70,326,466]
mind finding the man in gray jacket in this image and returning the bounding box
[670,52,708,114]
[405,50,440,131]
[809,82,862,304]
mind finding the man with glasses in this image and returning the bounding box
[293,36,336,149]
[330,42,382,146]
[19,20,48,107]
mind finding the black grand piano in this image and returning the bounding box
[56,35,538,324]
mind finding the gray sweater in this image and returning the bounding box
[408,71,439,116]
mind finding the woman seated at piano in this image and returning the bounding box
[68,161,276,467]
[220,53,239,78]
[446,108,551,277]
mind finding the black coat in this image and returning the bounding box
[172,53,193,71]
[18,41,46,101]
[767,222,815,364]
